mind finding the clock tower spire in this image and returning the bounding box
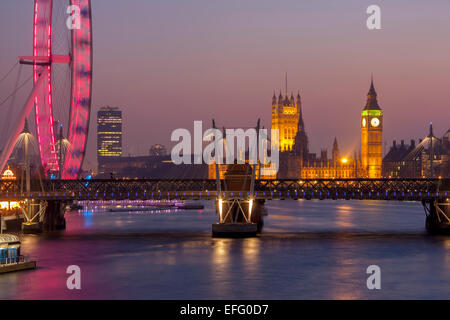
[361,76,383,178]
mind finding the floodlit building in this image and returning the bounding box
[97,106,122,174]
[277,78,383,179]
[382,125,450,178]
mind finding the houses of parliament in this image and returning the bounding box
[276,77,383,179]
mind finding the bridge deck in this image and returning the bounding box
[0,179,447,201]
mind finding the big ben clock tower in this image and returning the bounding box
[361,77,383,178]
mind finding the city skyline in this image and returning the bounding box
[0,0,449,171]
[0,0,450,303]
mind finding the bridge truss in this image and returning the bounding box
[0,178,447,202]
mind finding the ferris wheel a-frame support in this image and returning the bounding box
[0,69,49,174]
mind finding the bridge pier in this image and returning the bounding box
[212,163,264,238]
[423,180,450,234]
[424,200,450,234]
[21,200,43,234]
[43,200,66,232]
[22,200,66,233]
[212,198,264,238]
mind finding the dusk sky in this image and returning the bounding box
[1,0,449,170]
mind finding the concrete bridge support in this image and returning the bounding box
[22,200,66,233]
[424,180,450,234]
[43,200,66,232]
[212,163,265,238]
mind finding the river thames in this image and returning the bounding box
[1,200,450,299]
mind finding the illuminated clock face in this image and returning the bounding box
[371,117,380,127]
[362,118,367,127]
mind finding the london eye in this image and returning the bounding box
[0,0,93,179]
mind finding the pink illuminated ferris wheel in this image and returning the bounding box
[19,0,92,179]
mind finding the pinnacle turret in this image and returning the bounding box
[364,76,381,110]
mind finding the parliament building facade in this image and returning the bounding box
[276,78,383,179]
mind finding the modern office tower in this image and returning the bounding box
[97,106,122,174]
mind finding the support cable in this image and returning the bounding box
[1,65,24,140]
[0,62,18,85]
[0,74,32,108]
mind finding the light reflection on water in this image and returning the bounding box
[1,200,450,299]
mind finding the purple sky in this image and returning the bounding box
[1,0,449,171]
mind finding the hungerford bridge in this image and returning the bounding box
[1,172,449,237]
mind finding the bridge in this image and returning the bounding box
[0,178,447,202]
[1,177,449,237]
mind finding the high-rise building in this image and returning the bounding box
[97,106,122,174]
[361,78,383,178]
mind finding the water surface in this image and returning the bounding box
[1,200,449,299]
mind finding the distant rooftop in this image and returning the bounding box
[99,106,121,111]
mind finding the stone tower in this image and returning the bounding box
[361,77,383,178]
[332,137,340,164]
[271,75,301,152]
